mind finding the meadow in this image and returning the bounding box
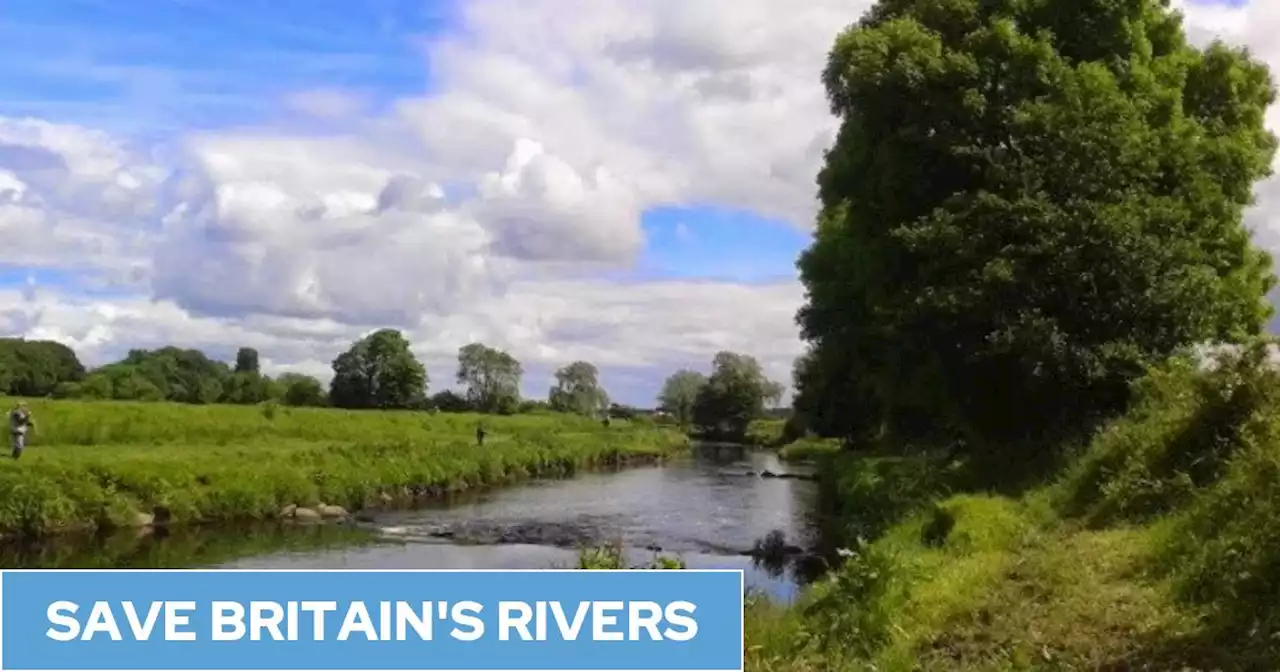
[0,397,688,538]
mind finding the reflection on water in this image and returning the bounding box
[0,443,833,601]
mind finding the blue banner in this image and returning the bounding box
[0,569,744,671]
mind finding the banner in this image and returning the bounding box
[0,569,744,671]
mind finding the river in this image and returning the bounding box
[1,444,832,602]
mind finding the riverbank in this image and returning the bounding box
[0,397,689,538]
[742,352,1280,670]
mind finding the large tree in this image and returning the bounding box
[798,0,1277,456]
[692,352,783,440]
[548,361,610,417]
[329,329,428,409]
[456,343,523,414]
[234,347,260,375]
[0,339,87,397]
[657,370,707,427]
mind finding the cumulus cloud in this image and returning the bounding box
[6,0,1280,403]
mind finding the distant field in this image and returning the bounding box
[0,397,688,538]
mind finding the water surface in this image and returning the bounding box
[4,444,830,601]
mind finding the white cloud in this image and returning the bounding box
[284,89,368,120]
[5,0,1280,404]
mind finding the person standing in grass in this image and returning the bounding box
[9,402,34,460]
[476,423,486,447]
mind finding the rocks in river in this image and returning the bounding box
[293,507,322,522]
[277,501,347,522]
[758,470,819,482]
[734,469,817,481]
[318,504,349,519]
[419,520,604,548]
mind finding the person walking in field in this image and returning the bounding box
[476,423,486,447]
[9,402,34,460]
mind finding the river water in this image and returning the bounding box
[3,444,831,602]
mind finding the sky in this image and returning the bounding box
[0,0,1276,407]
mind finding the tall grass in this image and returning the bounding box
[741,345,1280,670]
[0,397,688,538]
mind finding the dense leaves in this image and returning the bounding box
[657,370,707,426]
[796,0,1278,457]
[549,361,610,417]
[693,352,784,441]
[0,339,86,397]
[456,343,523,414]
[330,329,429,409]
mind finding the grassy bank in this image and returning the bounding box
[0,521,382,569]
[0,397,688,538]
[739,349,1280,670]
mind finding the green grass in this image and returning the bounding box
[0,521,383,569]
[745,419,788,447]
[0,397,688,538]
[776,437,842,462]
[742,349,1280,670]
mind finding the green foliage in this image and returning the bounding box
[120,347,231,404]
[431,390,473,413]
[0,339,86,397]
[456,343,522,414]
[548,361,609,417]
[234,348,260,375]
[517,399,552,415]
[745,418,787,447]
[656,370,706,427]
[276,373,328,407]
[797,0,1278,463]
[1057,340,1280,526]
[575,542,687,570]
[0,397,688,537]
[606,403,637,420]
[777,437,842,463]
[790,347,881,444]
[824,453,970,544]
[330,329,429,409]
[691,352,784,441]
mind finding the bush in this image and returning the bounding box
[1057,341,1280,526]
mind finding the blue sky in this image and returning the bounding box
[0,0,809,294]
[3,0,1271,407]
[0,0,821,405]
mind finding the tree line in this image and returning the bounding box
[0,333,783,433]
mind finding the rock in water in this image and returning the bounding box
[294,507,322,522]
[318,504,349,518]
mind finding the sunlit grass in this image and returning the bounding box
[0,397,688,537]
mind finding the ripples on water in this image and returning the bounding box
[2,444,833,602]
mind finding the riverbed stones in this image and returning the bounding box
[279,503,298,518]
[318,504,349,518]
[293,507,322,522]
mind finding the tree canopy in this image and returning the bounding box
[657,370,707,426]
[548,361,610,417]
[693,352,784,440]
[0,339,86,397]
[456,343,523,414]
[329,329,428,409]
[796,0,1278,456]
